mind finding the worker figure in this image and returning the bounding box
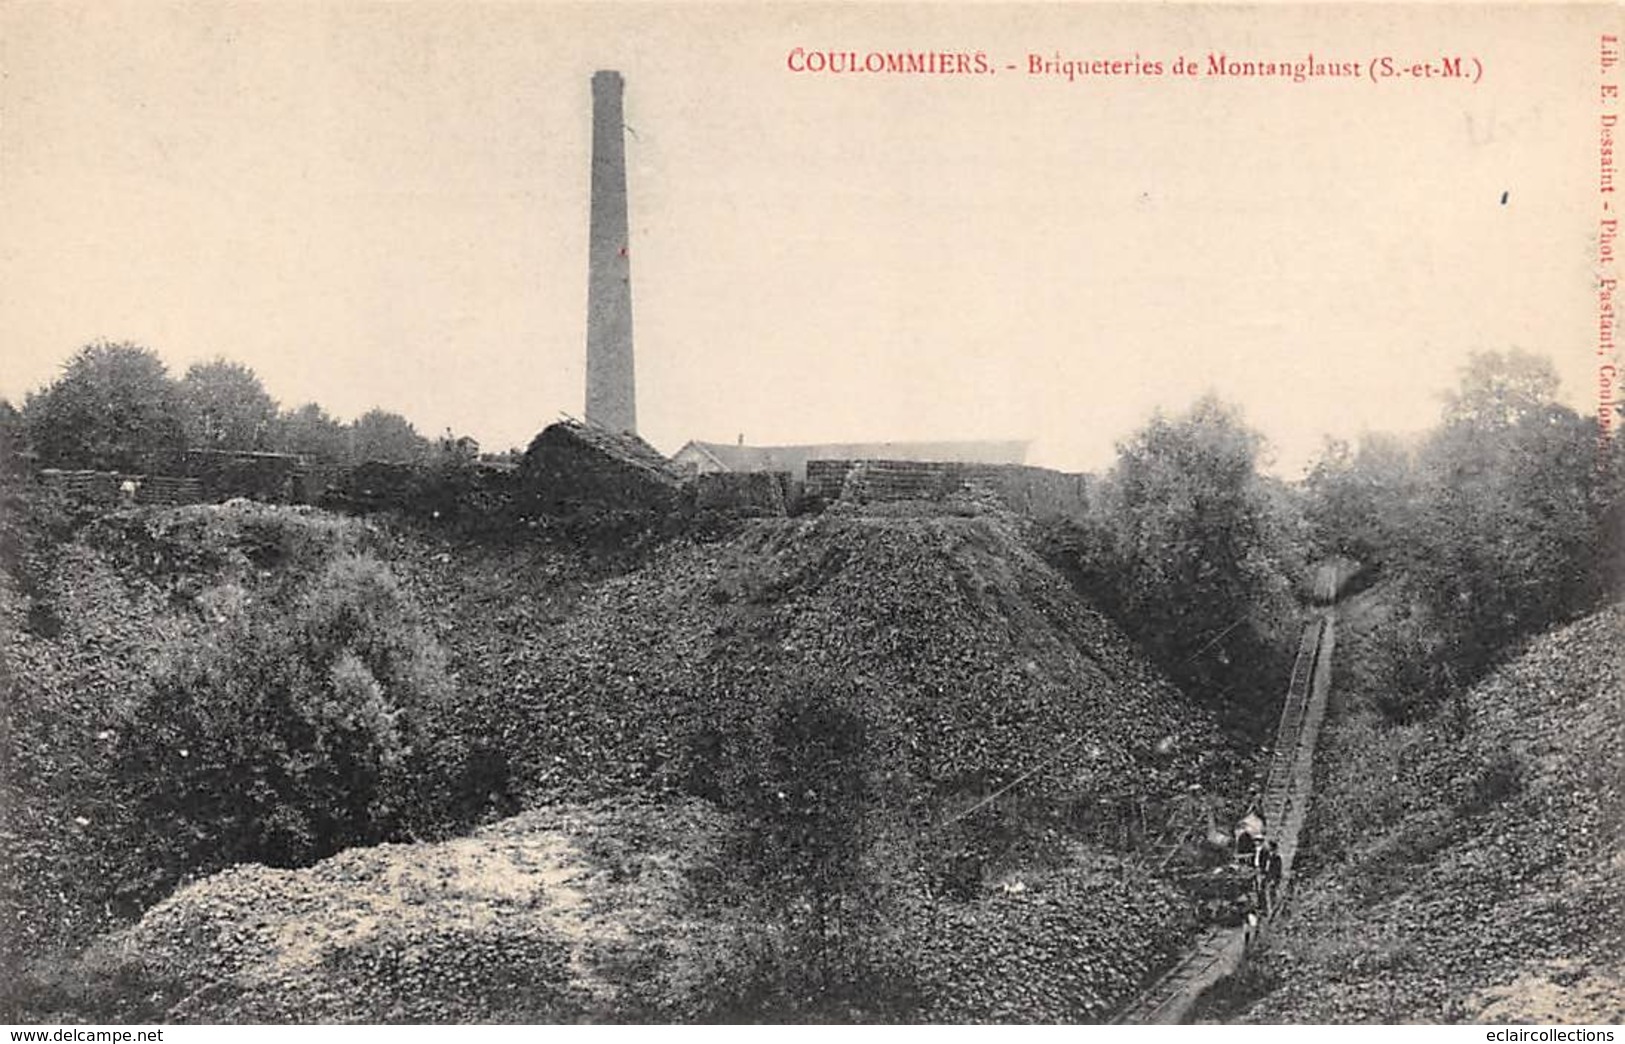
[1249,837,1265,909]
[1234,806,1266,860]
[1262,840,1284,915]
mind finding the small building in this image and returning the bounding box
[671,439,1029,480]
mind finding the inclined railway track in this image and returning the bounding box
[1113,605,1336,1024]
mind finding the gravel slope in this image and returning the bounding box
[441,513,1240,816]
[1231,602,1624,1023]
[30,801,740,1023]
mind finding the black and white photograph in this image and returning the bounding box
[1,1,1620,1028]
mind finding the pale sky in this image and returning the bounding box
[0,2,1610,475]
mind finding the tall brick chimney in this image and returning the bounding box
[585,70,636,434]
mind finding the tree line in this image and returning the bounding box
[1301,349,1624,719]
[1045,348,1622,731]
[2,340,483,473]
[10,338,1619,721]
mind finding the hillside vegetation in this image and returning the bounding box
[0,499,476,965]
[3,494,1247,1021]
[7,343,1622,1023]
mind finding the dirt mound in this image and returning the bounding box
[1231,602,1625,1023]
[370,512,1234,1018]
[4,500,1243,1022]
[21,796,1199,1024]
[483,514,1235,818]
[25,801,738,1023]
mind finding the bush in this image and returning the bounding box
[699,685,926,1017]
[115,553,463,875]
[1361,601,1451,724]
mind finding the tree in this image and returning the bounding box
[1595,429,1625,601]
[179,359,280,451]
[1085,395,1301,708]
[23,341,185,470]
[1442,348,1561,429]
[413,430,483,518]
[118,554,457,871]
[712,682,922,1016]
[1301,432,1418,563]
[1301,351,1618,723]
[350,409,428,464]
[277,402,352,465]
[428,429,480,469]
[0,399,24,475]
[1409,383,1600,677]
[1366,350,1610,714]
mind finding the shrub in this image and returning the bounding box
[1361,601,1452,724]
[115,553,462,875]
[685,683,927,1018]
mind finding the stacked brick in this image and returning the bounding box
[804,460,1089,520]
[135,476,204,505]
[36,469,205,507]
[694,471,790,517]
[37,469,121,503]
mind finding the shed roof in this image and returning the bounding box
[675,439,1029,476]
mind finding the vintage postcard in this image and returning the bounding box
[1,1,1619,1030]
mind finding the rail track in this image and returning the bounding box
[1113,602,1336,1024]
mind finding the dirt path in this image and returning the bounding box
[1115,566,1340,1024]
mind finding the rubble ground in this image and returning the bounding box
[3,498,1258,1022]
